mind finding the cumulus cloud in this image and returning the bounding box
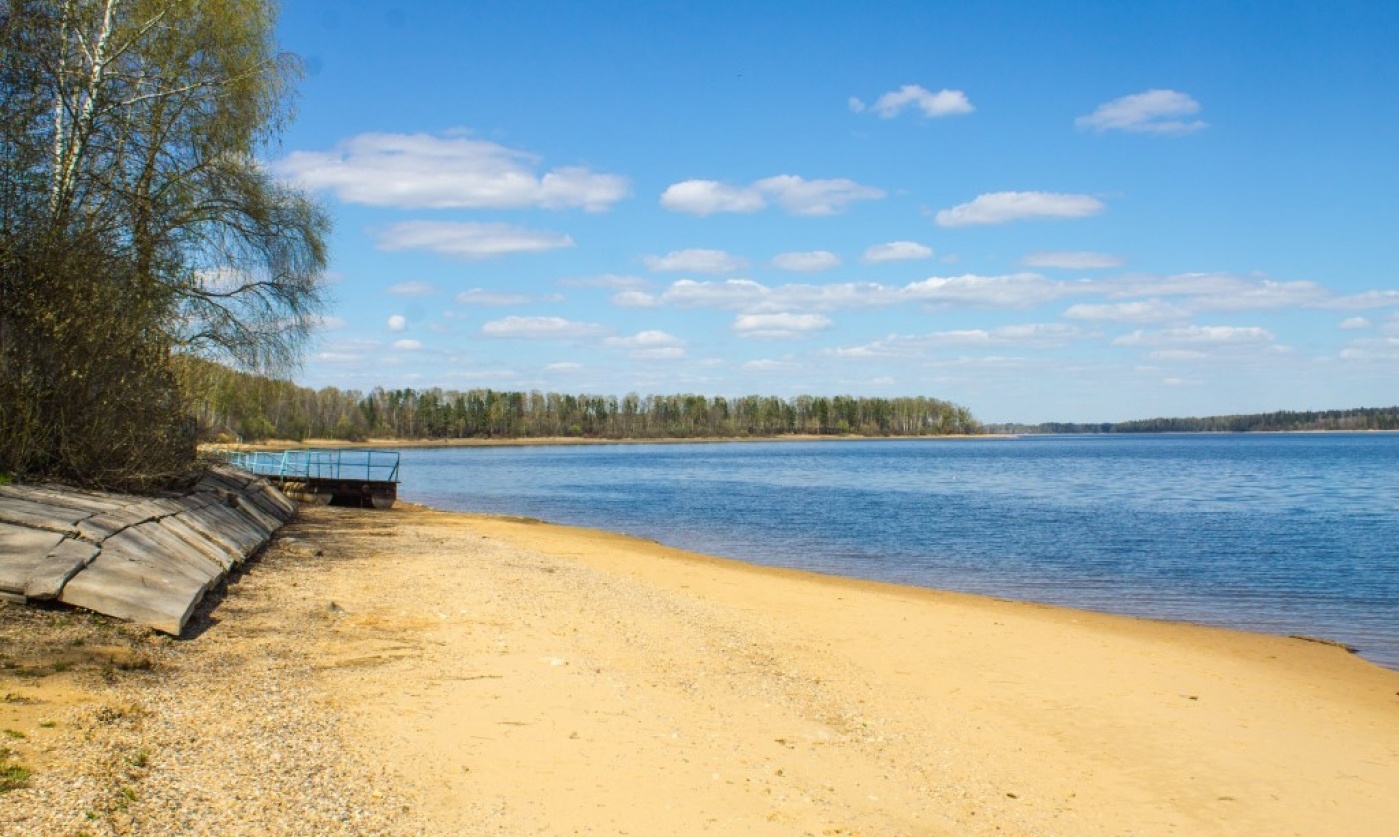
[772,251,841,272]
[545,362,584,371]
[849,85,974,118]
[393,339,423,351]
[388,280,438,296]
[556,273,649,289]
[935,192,1105,227]
[863,241,933,263]
[744,359,801,371]
[376,221,574,259]
[1105,273,1330,311]
[1064,300,1190,323]
[1076,89,1206,135]
[1113,325,1274,347]
[602,330,687,360]
[273,132,629,211]
[832,324,1085,358]
[386,314,407,332]
[455,289,539,305]
[1340,317,1372,330]
[1022,251,1123,269]
[660,175,884,216]
[481,316,607,339]
[613,273,1080,313]
[659,180,766,215]
[1340,337,1399,362]
[733,313,833,339]
[643,249,748,274]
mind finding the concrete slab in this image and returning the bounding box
[0,495,90,533]
[159,515,240,572]
[103,527,220,588]
[24,537,100,600]
[0,484,124,514]
[60,551,206,636]
[0,523,67,593]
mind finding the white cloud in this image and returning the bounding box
[660,175,883,216]
[863,241,933,263]
[315,351,366,364]
[1076,90,1207,135]
[643,249,748,274]
[545,362,584,371]
[615,273,1080,314]
[659,180,767,215]
[1147,350,1210,362]
[851,85,974,119]
[744,359,801,371]
[1064,300,1190,323]
[388,280,438,296]
[602,331,687,360]
[732,313,832,339]
[481,316,608,339]
[386,314,407,332]
[1319,289,1399,311]
[832,324,1085,358]
[308,314,347,331]
[1022,251,1123,269]
[755,175,885,216]
[393,339,423,350]
[456,289,538,305]
[1105,273,1331,311]
[557,273,649,289]
[1340,337,1399,362]
[273,132,629,211]
[376,221,574,259]
[1113,325,1275,347]
[1340,317,1372,330]
[935,192,1105,227]
[772,250,841,272]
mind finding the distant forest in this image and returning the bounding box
[987,407,1399,435]
[181,360,980,441]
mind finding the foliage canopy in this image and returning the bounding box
[0,0,328,488]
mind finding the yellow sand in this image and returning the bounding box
[300,505,1399,836]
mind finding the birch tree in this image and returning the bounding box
[1,0,328,485]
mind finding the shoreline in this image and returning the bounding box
[3,502,1396,835]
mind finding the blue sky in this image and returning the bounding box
[270,1,1399,423]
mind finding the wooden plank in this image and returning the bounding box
[24,537,99,600]
[0,523,66,594]
[60,552,206,636]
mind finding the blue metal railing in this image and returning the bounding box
[220,449,400,483]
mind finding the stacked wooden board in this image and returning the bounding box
[0,466,294,635]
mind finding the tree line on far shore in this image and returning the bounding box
[986,406,1399,435]
[182,359,981,441]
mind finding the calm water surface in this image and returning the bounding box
[400,434,1399,670]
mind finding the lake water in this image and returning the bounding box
[399,434,1399,670]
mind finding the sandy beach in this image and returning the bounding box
[3,503,1397,836]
